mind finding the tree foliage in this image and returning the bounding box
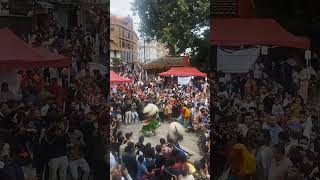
[132,0,210,64]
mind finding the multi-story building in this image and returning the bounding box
[39,0,109,31]
[110,15,139,67]
[138,39,168,64]
[0,0,33,35]
[0,0,108,36]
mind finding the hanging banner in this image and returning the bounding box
[178,77,192,85]
[217,47,260,73]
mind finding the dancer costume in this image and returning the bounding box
[179,106,192,129]
[141,104,160,133]
[167,122,195,172]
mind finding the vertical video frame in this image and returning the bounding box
[110,0,210,180]
[0,0,109,180]
[211,0,320,179]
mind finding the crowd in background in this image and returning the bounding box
[109,69,211,180]
[23,13,104,75]
[0,64,108,180]
[0,15,108,180]
[211,56,320,180]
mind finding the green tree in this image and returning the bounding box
[132,0,210,69]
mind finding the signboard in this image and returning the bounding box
[178,77,192,85]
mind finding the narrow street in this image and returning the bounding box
[120,122,202,162]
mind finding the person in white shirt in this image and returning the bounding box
[272,98,284,116]
[252,58,264,79]
[283,92,292,108]
[303,110,313,141]
[238,114,253,137]
[241,95,257,111]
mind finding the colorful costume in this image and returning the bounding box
[141,104,160,134]
[167,122,191,158]
[179,107,192,129]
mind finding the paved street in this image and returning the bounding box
[120,122,202,162]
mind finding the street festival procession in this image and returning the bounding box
[109,0,210,180]
[109,0,211,180]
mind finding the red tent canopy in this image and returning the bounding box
[32,47,71,67]
[211,18,310,49]
[110,70,132,83]
[159,67,207,77]
[0,28,71,68]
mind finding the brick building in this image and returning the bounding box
[110,15,139,69]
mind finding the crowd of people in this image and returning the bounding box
[24,12,103,75]
[211,56,320,180]
[109,69,210,180]
[0,16,109,180]
[0,65,109,180]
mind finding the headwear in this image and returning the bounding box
[143,103,159,117]
[167,122,185,144]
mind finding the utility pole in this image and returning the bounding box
[144,36,146,64]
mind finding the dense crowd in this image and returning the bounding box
[24,13,104,75]
[0,17,108,180]
[0,65,108,180]
[109,69,210,180]
[211,57,320,180]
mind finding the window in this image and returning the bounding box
[111,28,115,31]
[122,41,125,48]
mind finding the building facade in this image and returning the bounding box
[0,0,33,35]
[110,15,139,67]
[138,39,168,64]
[211,0,254,18]
[0,0,108,36]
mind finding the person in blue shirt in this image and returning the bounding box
[136,155,154,180]
[262,116,283,145]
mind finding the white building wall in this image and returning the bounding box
[110,50,121,59]
[139,39,166,63]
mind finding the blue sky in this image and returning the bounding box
[110,0,141,36]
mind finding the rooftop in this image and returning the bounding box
[211,0,238,17]
[143,56,183,70]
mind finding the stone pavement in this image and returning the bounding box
[120,122,202,162]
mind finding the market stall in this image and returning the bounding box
[0,28,71,93]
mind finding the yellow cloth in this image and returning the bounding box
[187,162,196,174]
[182,107,191,118]
[233,144,256,176]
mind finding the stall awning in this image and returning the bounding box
[0,28,71,68]
[32,47,71,67]
[110,70,132,83]
[159,67,207,77]
[211,18,310,49]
